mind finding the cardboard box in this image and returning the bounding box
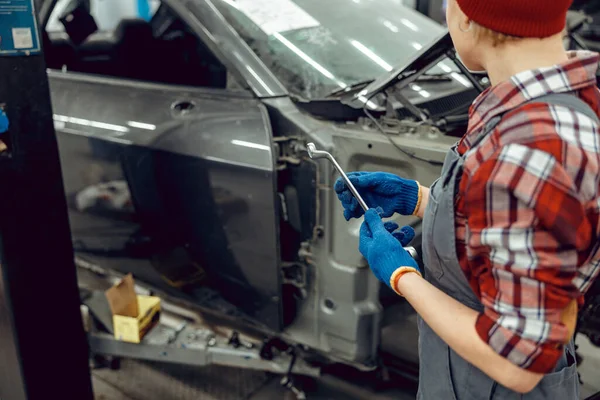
[105,274,161,343]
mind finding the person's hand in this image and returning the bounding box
[382,220,416,247]
[334,172,420,220]
[360,209,421,295]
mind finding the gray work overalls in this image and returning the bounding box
[418,99,582,399]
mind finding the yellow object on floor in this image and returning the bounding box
[112,295,161,343]
[105,274,161,343]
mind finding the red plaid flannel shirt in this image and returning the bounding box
[455,51,600,373]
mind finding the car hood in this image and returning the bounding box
[341,32,462,109]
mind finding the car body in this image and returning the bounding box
[40,0,598,373]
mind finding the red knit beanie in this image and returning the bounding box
[455,0,573,38]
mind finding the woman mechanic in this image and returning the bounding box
[335,0,600,398]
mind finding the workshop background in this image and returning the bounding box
[0,0,599,399]
[71,1,600,397]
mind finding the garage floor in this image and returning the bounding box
[92,335,599,400]
[81,268,599,400]
[91,359,416,400]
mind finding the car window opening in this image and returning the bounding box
[44,0,230,89]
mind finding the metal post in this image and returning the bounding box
[0,1,94,399]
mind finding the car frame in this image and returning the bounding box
[36,0,487,371]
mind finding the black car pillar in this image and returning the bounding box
[0,2,94,399]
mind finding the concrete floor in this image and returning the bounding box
[92,334,600,400]
[91,359,416,400]
[82,270,599,400]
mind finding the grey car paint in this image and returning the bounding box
[51,73,283,329]
[44,0,460,368]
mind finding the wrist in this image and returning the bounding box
[414,185,429,219]
[389,266,421,296]
[411,182,423,216]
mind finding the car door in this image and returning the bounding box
[43,0,284,331]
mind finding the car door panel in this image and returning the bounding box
[50,73,283,330]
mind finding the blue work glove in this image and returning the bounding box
[0,109,8,134]
[360,209,421,295]
[334,172,420,221]
[382,220,416,247]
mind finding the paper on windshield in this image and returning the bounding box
[233,0,320,35]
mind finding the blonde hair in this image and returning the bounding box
[472,22,520,47]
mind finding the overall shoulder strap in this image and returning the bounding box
[528,93,600,124]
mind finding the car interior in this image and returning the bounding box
[43,0,228,88]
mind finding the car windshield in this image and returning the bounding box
[213,0,445,99]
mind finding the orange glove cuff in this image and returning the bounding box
[411,183,422,216]
[389,267,422,297]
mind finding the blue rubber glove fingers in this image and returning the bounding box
[359,212,385,283]
[335,173,372,221]
[392,225,416,247]
[360,210,419,289]
[383,221,413,247]
[383,221,399,233]
[351,172,420,216]
[337,189,361,221]
[335,172,420,221]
